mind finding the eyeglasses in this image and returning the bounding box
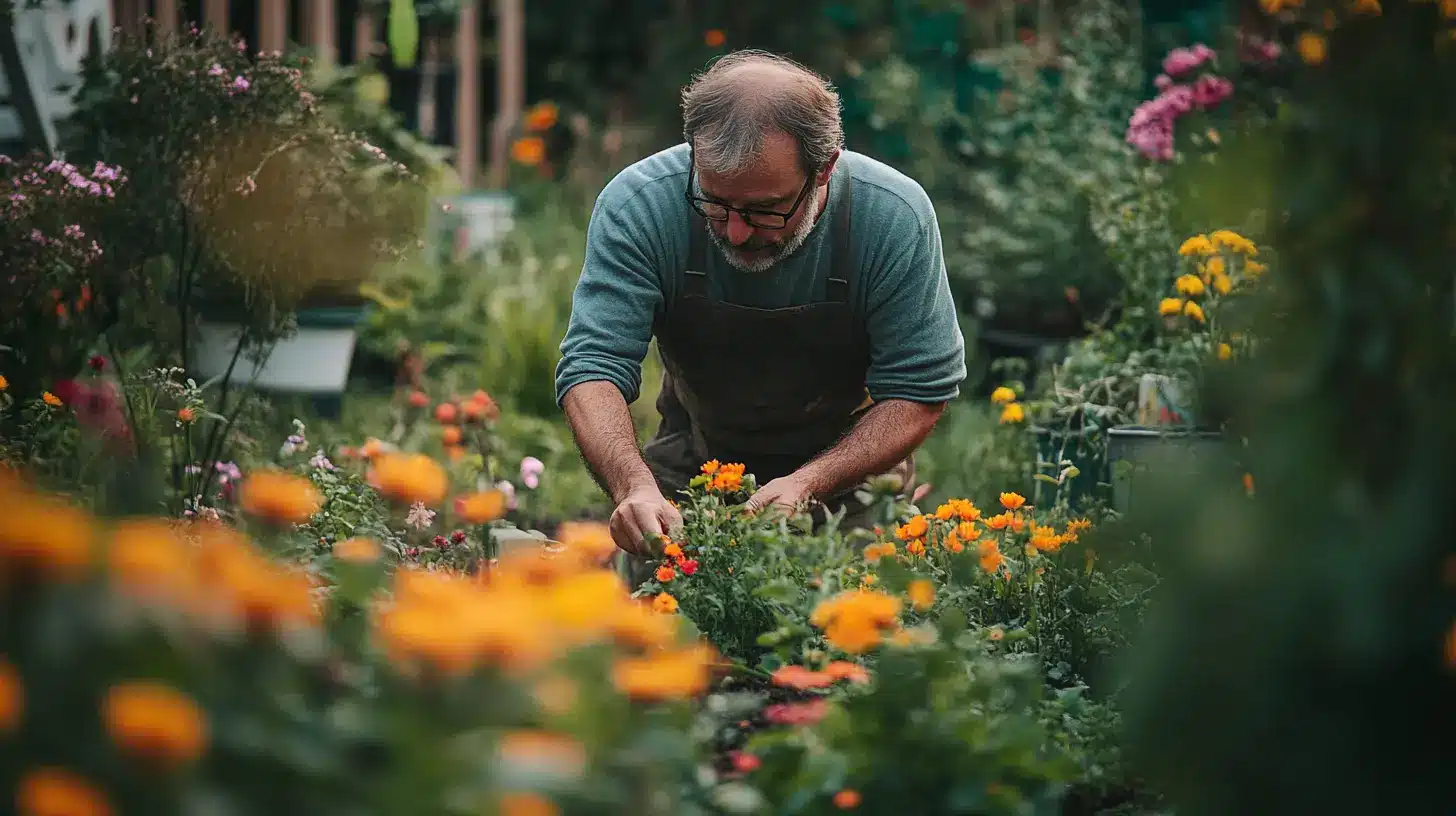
[684,156,817,230]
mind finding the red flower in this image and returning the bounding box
[764,699,828,726]
[731,751,761,773]
[679,558,699,576]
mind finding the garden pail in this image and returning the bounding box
[1105,426,1225,515]
[192,306,370,408]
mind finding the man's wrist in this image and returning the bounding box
[610,471,662,505]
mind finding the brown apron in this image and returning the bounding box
[626,177,913,583]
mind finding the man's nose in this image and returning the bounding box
[724,212,755,246]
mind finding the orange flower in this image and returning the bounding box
[511,136,546,166]
[333,537,381,564]
[441,425,462,446]
[499,791,559,816]
[0,487,97,578]
[652,592,678,614]
[523,101,559,131]
[985,513,1011,531]
[979,547,1005,575]
[434,402,457,423]
[611,644,713,700]
[772,664,835,689]
[103,681,208,768]
[655,564,676,583]
[0,660,21,731]
[704,29,726,47]
[907,579,935,611]
[833,789,862,809]
[895,514,928,540]
[41,391,62,407]
[16,768,112,816]
[1446,623,1456,669]
[998,492,1026,511]
[707,462,746,492]
[368,453,449,506]
[663,542,683,558]
[176,407,195,423]
[823,660,870,684]
[238,471,323,525]
[556,521,616,563]
[905,539,926,556]
[700,460,721,474]
[455,490,507,524]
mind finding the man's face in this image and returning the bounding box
[693,132,835,273]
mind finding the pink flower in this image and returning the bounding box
[1162,43,1216,78]
[495,480,518,511]
[1154,73,1173,90]
[520,456,544,490]
[1192,75,1233,109]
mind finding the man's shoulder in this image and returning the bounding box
[595,143,693,216]
[840,150,935,231]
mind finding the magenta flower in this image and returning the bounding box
[520,456,544,490]
[1192,75,1234,109]
[1162,43,1216,78]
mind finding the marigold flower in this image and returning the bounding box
[454,490,507,524]
[1178,234,1215,256]
[833,789,862,809]
[772,664,835,690]
[0,374,8,391]
[333,537,381,564]
[905,539,926,556]
[989,386,1016,404]
[823,660,871,684]
[611,644,713,700]
[907,579,935,611]
[1184,300,1207,323]
[103,681,208,768]
[407,390,430,408]
[440,425,462,446]
[368,453,449,506]
[107,519,197,607]
[1298,31,1327,65]
[700,459,721,474]
[1158,297,1185,316]
[434,402,457,423]
[999,402,1025,424]
[662,542,683,558]
[176,407,196,423]
[1217,342,1233,360]
[16,768,112,816]
[511,136,546,166]
[810,589,902,654]
[498,791,559,816]
[979,547,1005,575]
[1209,229,1257,255]
[704,29,726,47]
[652,592,678,614]
[0,487,97,578]
[655,564,676,583]
[895,515,928,540]
[556,521,616,563]
[1245,260,1267,277]
[0,660,21,731]
[238,470,323,525]
[708,462,746,492]
[1175,274,1205,297]
[523,101,559,131]
[999,492,1026,511]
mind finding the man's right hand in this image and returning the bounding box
[609,486,683,557]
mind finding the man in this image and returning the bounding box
[554,50,966,561]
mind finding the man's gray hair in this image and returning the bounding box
[681,50,845,177]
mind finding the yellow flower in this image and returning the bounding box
[333,537,381,564]
[0,484,97,579]
[999,402,1025,424]
[1178,235,1215,256]
[1159,297,1185,316]
[103,681,208,768]
[1203,255,1227,279]
[0,374,8,391]
[989,386,1016,405]
[1175,274,1205,297]
[16,768,113,816]
[1209,229,1258,255]
[1352,0,1380,14]
[1212,273,1233,295]
[41,391,62,407]
[367,453,449,506]
[1184,301,1207,323]
[1298,31,1327,64]
[454,490,506,524]
[0,660,21,732]
[907,579,935,611]
[1217,342,1233,361]
[1245,260,1267,277]
[238,470,323,525]
[652,592,678,614]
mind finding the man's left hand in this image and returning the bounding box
[743,475,817,517]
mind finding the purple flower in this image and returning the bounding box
[496,480,518,511]
[229,76,250,93]
[309,448,336,471]
[208,62,225,76]
[1162,43,1216,78]
[519,456,544,490]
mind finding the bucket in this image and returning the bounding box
[1105,426,1226,515]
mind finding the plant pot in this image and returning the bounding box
[1105,425,1225,515]
[1031,427,1109,512]
[192,305,372,417]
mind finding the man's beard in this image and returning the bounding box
[709,204,821,273]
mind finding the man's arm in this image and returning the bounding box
[795,398,946,499]
[561,380,658,504]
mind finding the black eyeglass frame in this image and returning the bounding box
[683,149,819,231]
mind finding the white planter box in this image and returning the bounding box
[193,321,359,394]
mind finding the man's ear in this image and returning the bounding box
[816,149,841,186]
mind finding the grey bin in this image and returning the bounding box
[1105,426,1226,515]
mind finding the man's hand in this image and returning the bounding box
[609,486,683,557]
[743,475,817,518]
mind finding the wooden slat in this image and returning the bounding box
[353,9,374,63]
[203,0,228,34]
[487,0,523,189]
[454,0,479,186]
[258,0,285,53]
[154,0,178,36]
[305,0,336,65]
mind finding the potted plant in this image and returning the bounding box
[65,24,424,415]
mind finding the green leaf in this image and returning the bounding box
[387,0,420,68]
[1033,473,1060,485]
[938,607,968,639]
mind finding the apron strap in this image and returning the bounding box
[685,213,712,298]
[826,175,854,304]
